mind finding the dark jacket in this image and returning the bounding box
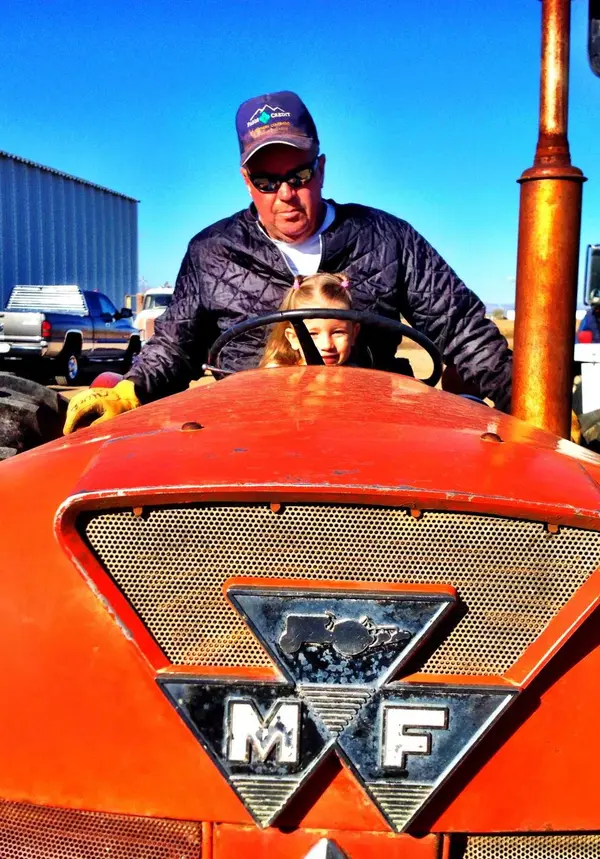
[127,201,512,410]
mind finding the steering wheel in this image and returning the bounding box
[207,308,443,386]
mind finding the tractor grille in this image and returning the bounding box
[462,834,600,857]
[0,799,201,858]
[81,503,600,675]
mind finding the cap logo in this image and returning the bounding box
[247,104,292,128]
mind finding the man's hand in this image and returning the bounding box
[63,380,141,434]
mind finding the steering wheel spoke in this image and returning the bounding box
[290,320,324,365]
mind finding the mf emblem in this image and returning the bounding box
[158,586,517,830]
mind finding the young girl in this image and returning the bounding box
[260,273,360,368]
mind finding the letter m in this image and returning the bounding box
[226,698,301,765]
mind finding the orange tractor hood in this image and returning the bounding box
[44,366,600,522]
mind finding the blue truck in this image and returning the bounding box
[0,284,141,385]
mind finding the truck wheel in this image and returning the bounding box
[55,351,81,386]
[121,337,141,373]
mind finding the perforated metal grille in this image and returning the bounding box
[0,799,201,858]
[82,504,600,674]
[462,834,600,858]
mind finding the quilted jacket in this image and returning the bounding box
[127,201,512,410]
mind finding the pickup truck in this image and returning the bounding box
[0,285,141,385]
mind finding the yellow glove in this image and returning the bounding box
[63,380,141,434]
[571,410,582,445]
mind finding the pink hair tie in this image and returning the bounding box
[292,277,302,290]
[340,278,350,289]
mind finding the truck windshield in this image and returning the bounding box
[144,294,172,310]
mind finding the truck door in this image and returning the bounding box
[100,294,133,357]
[83,292,106,360]
[77,295,95,357]
[88,294,129,360]
[98,294,122,358]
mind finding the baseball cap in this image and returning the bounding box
[236,91,319,166]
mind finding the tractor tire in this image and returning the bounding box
[0,373,59,410]
[0,375,63,461]
[579,409,600,453]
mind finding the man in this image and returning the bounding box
[64,90,511,432]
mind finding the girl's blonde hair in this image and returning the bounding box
[260,273,353,368]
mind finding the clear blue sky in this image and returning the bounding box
[1,0,599,303]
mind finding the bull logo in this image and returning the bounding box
[159,586,517,830]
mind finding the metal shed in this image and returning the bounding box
[0,151,138,310]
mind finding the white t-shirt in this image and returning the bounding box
[267,203,336,276]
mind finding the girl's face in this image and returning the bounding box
[285,300,359,366]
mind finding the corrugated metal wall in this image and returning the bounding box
[0,152,138,310]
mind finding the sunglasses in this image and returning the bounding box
[247,158,319,194]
